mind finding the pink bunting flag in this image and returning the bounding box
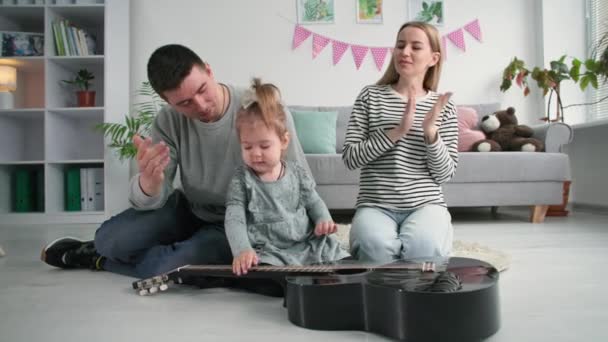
[312,34,331,59]
[464,19,482,42]
[292,25,311,49]
[332,40,349,65]
[370,47,389,71]
[447,28,466,51]
[441,36,448,61]
[351,45,369,70]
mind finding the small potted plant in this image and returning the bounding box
[62,68,96,107]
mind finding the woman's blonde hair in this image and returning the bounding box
[377,21,443,91]
[235,78,287,140]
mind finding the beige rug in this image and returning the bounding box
[335,224,510,272]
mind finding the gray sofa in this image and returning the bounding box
[289,104,573,223]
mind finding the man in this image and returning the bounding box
[41,44,309,279]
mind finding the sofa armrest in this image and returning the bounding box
[531,123,573,153]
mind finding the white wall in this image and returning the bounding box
[542,0,587,125]
[129,0,587,126]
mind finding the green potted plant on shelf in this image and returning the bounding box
[500,31,608,123]
[96,81,164,161]
[62,68,96,107]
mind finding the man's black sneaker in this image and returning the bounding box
[41,237,104,270]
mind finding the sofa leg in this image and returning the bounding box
[530,205,549,223]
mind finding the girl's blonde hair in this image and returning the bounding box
[236,78,287,140]
[377,21,443,91]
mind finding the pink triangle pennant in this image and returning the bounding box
[370,47,389,71]
[312,33,331,59]
[292,25,311,50]
[447,28,466,51]
[332,40,349,65]
[441,36,448,61]
[464,19,482,42]
[351,45,369,70]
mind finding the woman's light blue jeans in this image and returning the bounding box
[349,205,453,262]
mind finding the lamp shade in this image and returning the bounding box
[0,66,17,92]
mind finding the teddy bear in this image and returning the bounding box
[457,106,501,152]
[471,107,544,152]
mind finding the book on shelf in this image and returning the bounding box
[52,20,96,57]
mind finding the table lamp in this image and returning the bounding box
[0,65,17,110]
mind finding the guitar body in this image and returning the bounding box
[285,257,500,341]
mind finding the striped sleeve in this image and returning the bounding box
[342,86,395,170]
[426,99,459,184]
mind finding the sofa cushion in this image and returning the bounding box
[452,152,571,182]
[306,154,360,185]
[289,105,352,153]
[457,106,486,152]
[292,110,338,154]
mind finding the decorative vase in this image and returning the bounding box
[77,90,95,107]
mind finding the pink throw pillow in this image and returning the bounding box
[457,106,486,152]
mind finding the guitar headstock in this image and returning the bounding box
[132,273,183,296]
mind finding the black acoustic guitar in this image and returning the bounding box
[132,257,500,341]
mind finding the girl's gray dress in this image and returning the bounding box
[225,161,349,266]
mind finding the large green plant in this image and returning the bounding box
[96,81,164,161]
[500,37,608,122]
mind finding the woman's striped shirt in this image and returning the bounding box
[342,84,458,210]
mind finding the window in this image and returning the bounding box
[587,0,608,121]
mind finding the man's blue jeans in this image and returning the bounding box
[94,191,232,279]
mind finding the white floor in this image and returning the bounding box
[1,207,607,342]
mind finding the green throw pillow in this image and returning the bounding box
[291,110,338,154]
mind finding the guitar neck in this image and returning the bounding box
[179,262,433,275]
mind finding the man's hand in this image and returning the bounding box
[233,250,259,276]
[134,135,170,197]
[314,221,338,236]
[422,92,453,143]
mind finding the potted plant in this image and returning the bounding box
[62,68,96,107]
[96,81,164,161]
[500,28,608,123]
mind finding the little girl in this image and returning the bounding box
[225,78,349,276]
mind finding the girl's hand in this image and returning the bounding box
[388,86,417,143]
[422,92,453,143]
[134,135,170,196]
[232,250,259,276]
[314,221,338,236]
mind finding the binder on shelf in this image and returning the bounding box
[90,167,104,211]
[80,167,104,211]
[35,168,44,212]
[65,167,81,211]
[14,169,34,212]
[79,167,88,211]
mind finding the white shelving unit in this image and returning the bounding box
[0,0,130,224]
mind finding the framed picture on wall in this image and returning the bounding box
[296,0,335,24]
[357,0,383,24]
[408,0,445,26]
